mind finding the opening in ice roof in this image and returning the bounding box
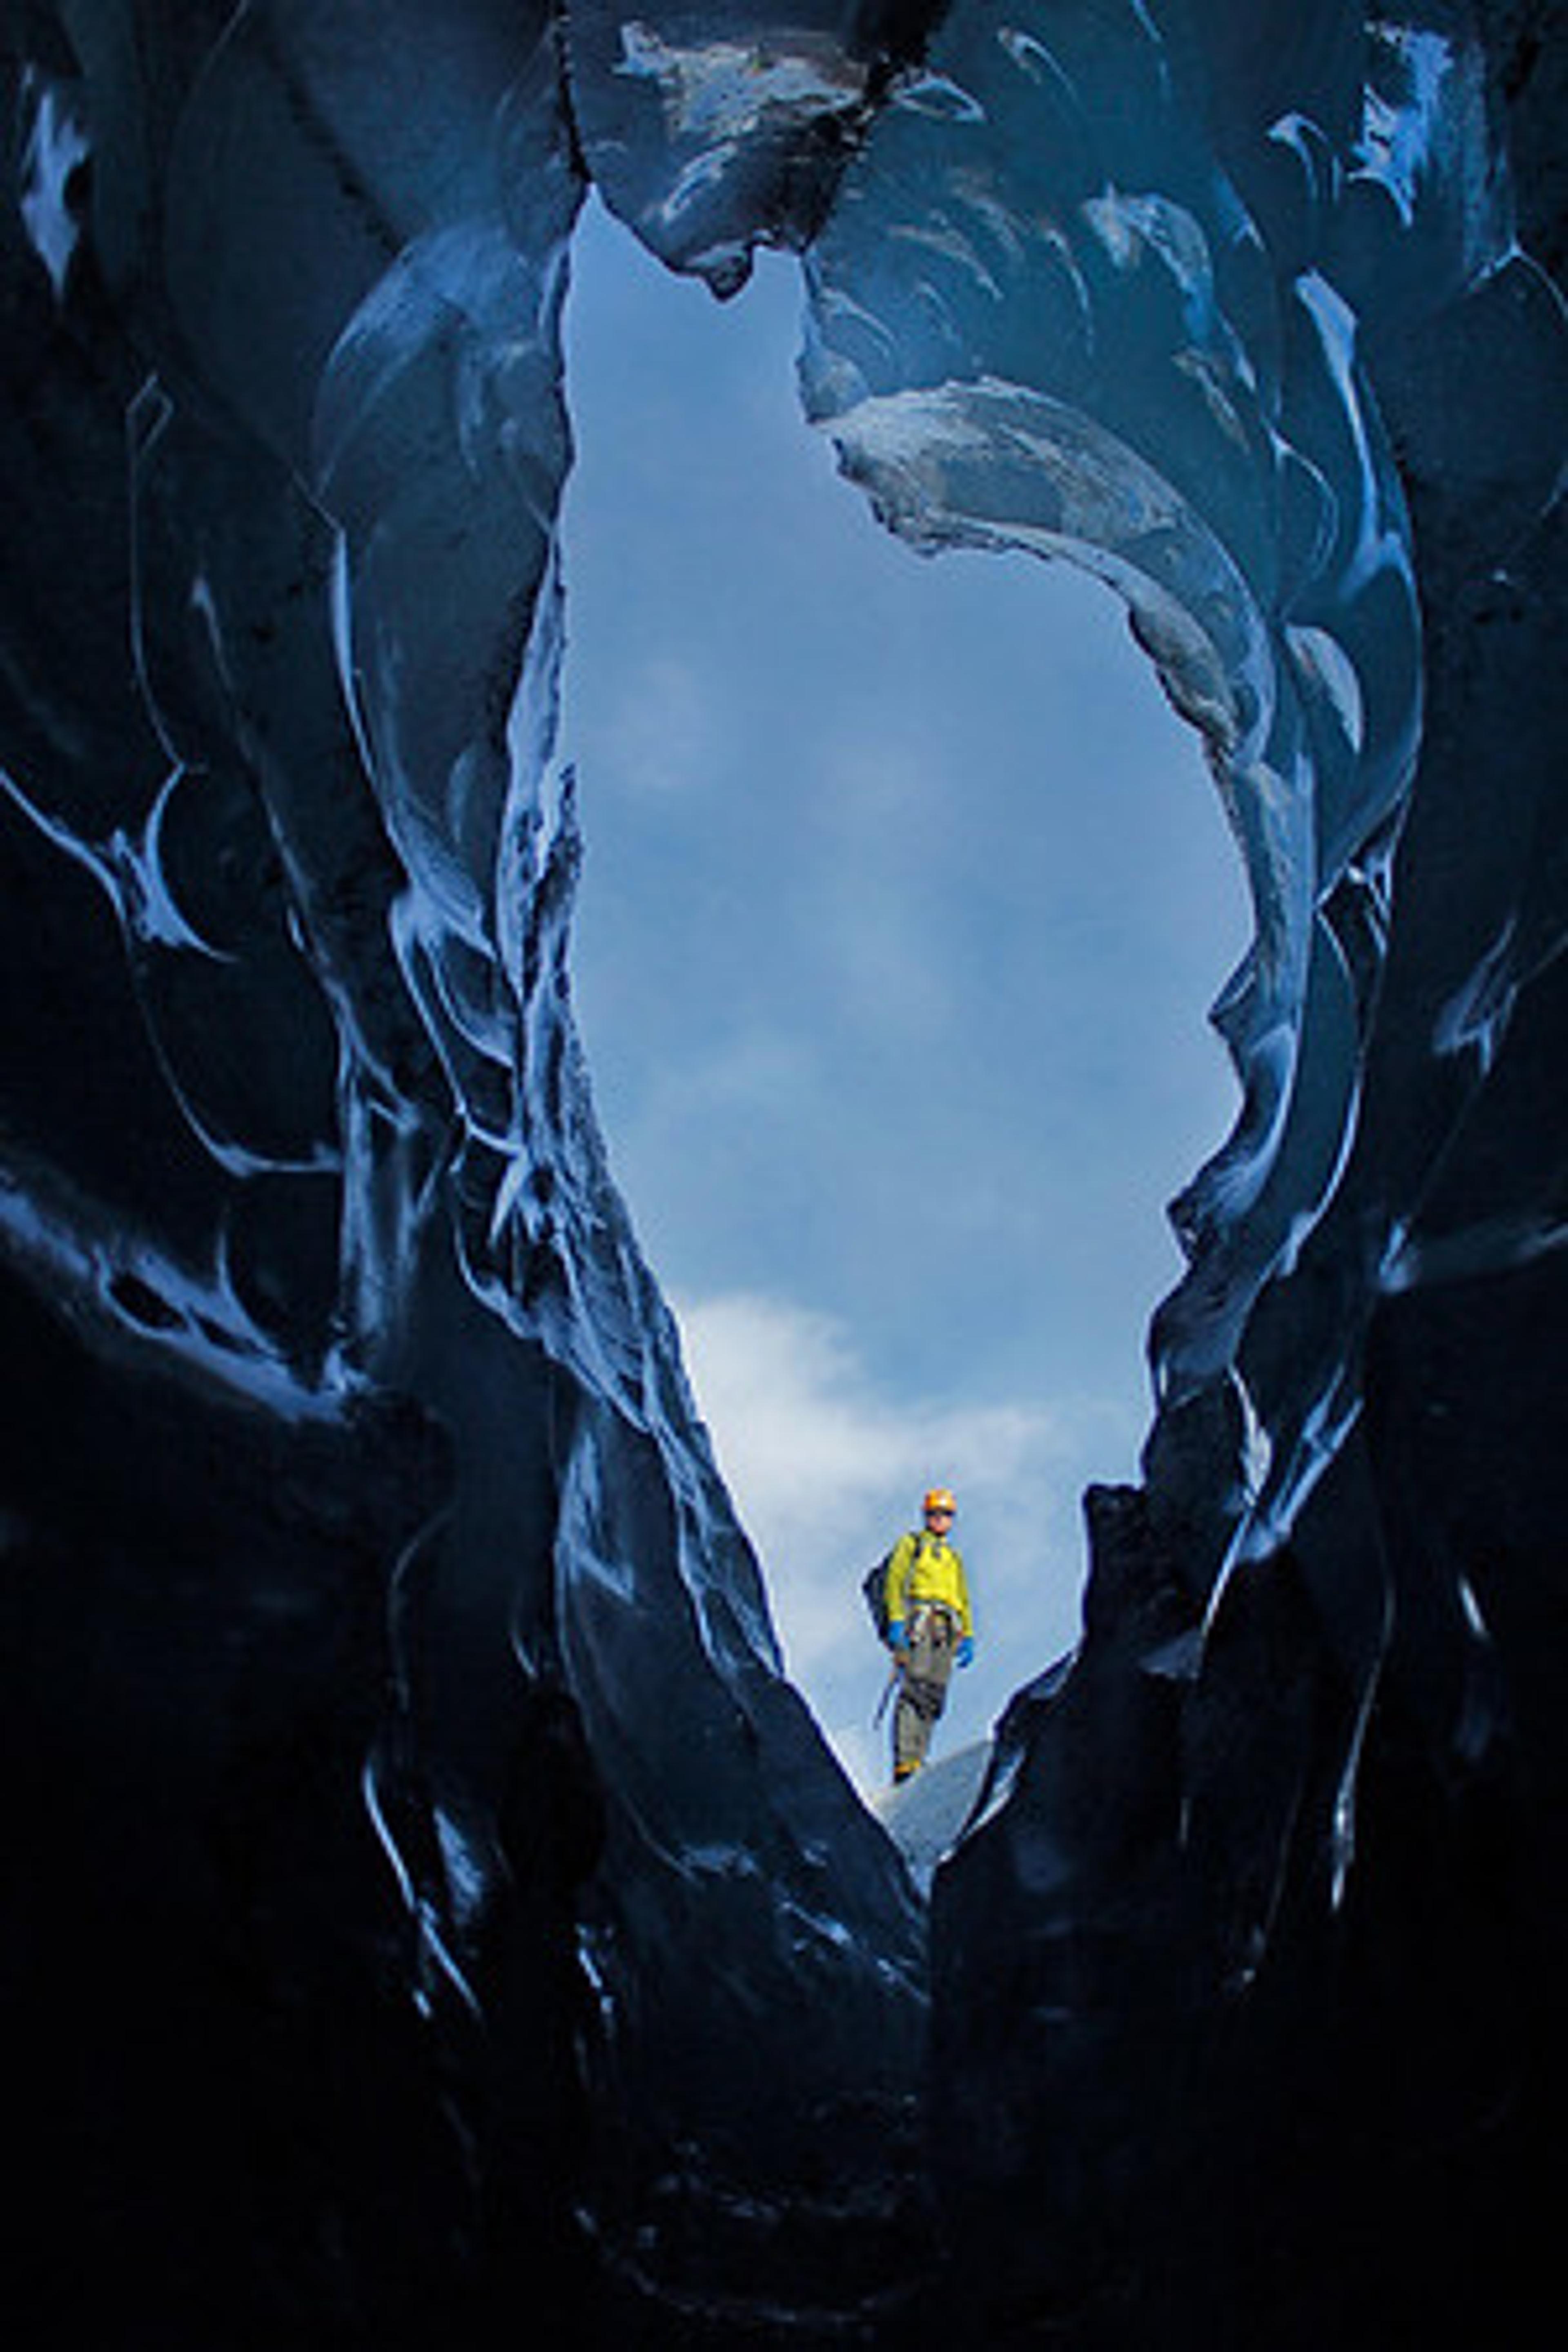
[557,193,1247,1798]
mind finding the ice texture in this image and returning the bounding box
[1,3,1564,2346]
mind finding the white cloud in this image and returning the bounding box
[673,1290,1120,1729]
[577,649,725,800]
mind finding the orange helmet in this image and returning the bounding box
[923,1488,957,1516]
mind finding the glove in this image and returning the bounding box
[887,1620,909,1653]
[956,1636,975,1668]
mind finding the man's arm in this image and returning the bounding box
[954,1548,976,1641]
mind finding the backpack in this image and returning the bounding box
[862,1533,921,1643]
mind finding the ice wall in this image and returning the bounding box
[2,8,926,2343]
[1,4,1564,2347]
[906,6,1568,2342]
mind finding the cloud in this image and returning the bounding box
[673,1289,1115,1693]
[574,648,726,802]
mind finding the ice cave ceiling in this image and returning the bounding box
[2,4,1565,2347]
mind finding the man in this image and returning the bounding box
[884,1487,976,1784]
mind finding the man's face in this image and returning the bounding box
[925,1506,954,1537]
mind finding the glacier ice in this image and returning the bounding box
[1,3,1564,2346]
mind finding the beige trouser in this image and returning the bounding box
[893,1605,958,1777]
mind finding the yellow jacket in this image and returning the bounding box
[885,1530,973,1638]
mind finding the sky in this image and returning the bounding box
[555,195,1249,1797]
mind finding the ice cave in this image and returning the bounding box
[2,5,1564,2347]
